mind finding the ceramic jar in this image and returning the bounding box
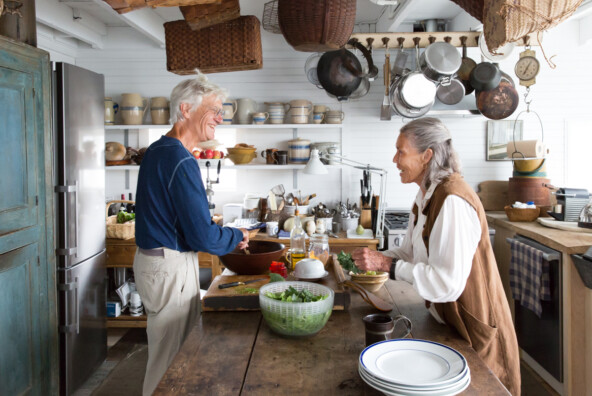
[309,234,330,266]
[325,110,345,124]
[253,112,269,125]
[287,100,312,124]
[265,102,286,124]
[288,138,311,164]
[150,96,169,125]
[236,98,257,124]
[222,99,237,125]
[104,97,118,125]
[121,93,148,125]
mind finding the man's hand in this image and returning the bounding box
[351,248,391,272]
[237,228,250,250]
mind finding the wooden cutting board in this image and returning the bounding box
[477,180,509,211]
[202,258,350,311]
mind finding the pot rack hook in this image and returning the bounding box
[366,37,375,50]
[397,37,405,49]
[428,36,436,44]
[523,35,531,49]
[382,37,390,49]
[444,36,452,44]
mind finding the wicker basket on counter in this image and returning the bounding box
[277,0,356,52]
[106,200,135,240]
[164,15,262,75]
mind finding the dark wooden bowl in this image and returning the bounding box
[219,240,285,275]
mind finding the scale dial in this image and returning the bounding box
[515,49,540,86]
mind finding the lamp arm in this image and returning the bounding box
[320,152,387,174]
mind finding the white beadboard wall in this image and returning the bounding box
[39,1,591,211]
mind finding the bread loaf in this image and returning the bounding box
[105,142,126,161]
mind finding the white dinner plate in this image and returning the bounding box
[359,363,469,392]
[359,366,471,396]
[360,339,467,387]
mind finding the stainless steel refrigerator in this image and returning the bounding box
[53,62,107,395]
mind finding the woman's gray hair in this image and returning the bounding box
[169,69,227,124]
[400,117,462,190]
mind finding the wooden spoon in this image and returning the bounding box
[331,255,393,312]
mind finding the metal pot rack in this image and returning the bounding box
[348,32,528,49]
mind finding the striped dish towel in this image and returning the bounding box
[509,239,551,318]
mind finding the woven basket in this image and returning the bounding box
[277,0,356,52]
[180,0,240,31]
[483,0,584,52]
[106,200,135,240]
[103,0,215,14]
[450,0,484,22]
[164,16,263,75]
[262,0,281,34]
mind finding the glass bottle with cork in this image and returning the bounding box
[288,211,306,270]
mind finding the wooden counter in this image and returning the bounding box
[486,212,592,396]
[155,280,509,395]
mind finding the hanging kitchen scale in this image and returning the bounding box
[514,36,540,88]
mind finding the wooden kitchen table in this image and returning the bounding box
[154,280,509,395]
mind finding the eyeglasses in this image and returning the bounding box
[210,107,224,117]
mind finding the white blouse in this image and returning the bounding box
[384,183,481,323]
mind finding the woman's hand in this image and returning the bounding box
[351,248,391,272]
[237,228,249,250]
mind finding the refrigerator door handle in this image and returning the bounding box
[58,277,79,333]
[55,183,78,259]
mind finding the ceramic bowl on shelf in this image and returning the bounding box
[226,146,257,165]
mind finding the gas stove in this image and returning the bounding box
[382,211,410,250]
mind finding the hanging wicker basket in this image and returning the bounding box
[483,0,584,53]
[164,16,263,75]
[180,0,240,31]
[277,0,356,52]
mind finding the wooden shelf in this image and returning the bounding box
[107,314,147,328]
[105,162,338,171]
[105,124,342,130]
[349,31,527,49]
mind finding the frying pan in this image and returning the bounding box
[470,62,501,92]
[475,71,519,120]
[436,78,465,105]
[457,36,476,95]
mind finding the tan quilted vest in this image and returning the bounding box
[412,173,520,395]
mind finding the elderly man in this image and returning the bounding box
[133,72,249,395]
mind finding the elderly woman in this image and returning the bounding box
[133,72,249,396]
[352,117,520,395]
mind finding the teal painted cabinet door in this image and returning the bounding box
[0,37,57,394]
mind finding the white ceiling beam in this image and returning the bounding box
[37,0,105,48]
[90,0,166,47]
[376,0,415,32]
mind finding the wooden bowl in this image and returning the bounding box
[226,152,256,165]
[219,240,285,275]
[504,205,540,222]
[350,271,389,293]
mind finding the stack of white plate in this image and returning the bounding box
[358,339,470,396]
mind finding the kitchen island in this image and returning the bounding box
[154,278,509,395]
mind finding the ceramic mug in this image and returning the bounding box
[261,148,278,164]
[275,151,288,165]
[313,113,325,124]
[121,93,148,125]
[104,97,118,125]
[313,104,328,113]
[325,110,345,124]
[222,100,237,125]
[363,314,412,347]
[253,112,269,125]
[150,96,170,125]
[266,221,279,237]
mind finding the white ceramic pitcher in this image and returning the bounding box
[222,99,237,125]
[236,98,257,124]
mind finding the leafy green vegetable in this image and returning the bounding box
[264,286,328,303]
[269,273,286,283]
[337,251,360,274]
[261,309,332,336]
[117,211,135,224]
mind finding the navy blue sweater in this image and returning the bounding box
[135,135,242,254]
